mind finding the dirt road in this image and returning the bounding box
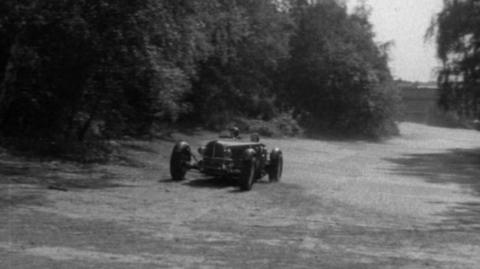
[1,122,480,268]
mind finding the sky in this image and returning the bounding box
[347,0,444,82]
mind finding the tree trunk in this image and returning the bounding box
[77,97,100,142]
[0,34,21,112]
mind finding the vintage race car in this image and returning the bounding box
[169,130,283,191]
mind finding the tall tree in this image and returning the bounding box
[428,0,480,119]
[0,0,214,139]
[0,0,400,144]
[189,0,292,124]
[281,0,398,136]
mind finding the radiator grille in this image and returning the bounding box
[205,142,224,158]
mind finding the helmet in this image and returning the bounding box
[229,126,240,138]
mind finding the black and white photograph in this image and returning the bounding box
[1,0,479,268]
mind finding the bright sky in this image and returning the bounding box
[347,0,444,82]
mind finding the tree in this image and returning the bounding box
[189,0,292,125]
[0,0,399,146]
[428,0,480,119]
[281,0,399,137]
[0,0,213,140]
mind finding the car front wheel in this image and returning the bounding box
[170,142,191,181]
[240,158,256,191]
[269,154,283,182]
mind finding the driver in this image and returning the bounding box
[229,126,240,139]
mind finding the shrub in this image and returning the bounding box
[233,112,303,138]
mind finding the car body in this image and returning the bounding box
[170,134,283,191]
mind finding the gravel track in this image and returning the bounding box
[1,122,480,268]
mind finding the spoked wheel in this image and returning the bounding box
[170,142,191,181]
[269,153,283,182]
[240,158,256,191]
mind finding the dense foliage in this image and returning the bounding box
[0,0,399,144]
[428,0,480,120]
[282,1,398,137]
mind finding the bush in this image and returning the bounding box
[233,112,303,138]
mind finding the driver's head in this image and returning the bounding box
[229,126,240,138]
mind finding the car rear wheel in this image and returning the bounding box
[240,158,256,191]
[170,142,191,181]
[269,154,283,182]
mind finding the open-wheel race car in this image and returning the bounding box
[169,128,283,191]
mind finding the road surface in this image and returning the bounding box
[1,122,479,268]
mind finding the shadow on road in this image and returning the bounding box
[0,158,124,189]
[386,148,480,229]
[0,191,48,209]
[0,156,129,208]
[385,148,480,195]
[159,175,273,193]
[184,176,238,189]
[0,155,129,208]
[436,202,480,230]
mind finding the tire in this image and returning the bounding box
[250,133,260,142]
[240,158,256,191]
[170,143,191,181]
[269,153,283,182]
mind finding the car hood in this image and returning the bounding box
[214,140,263,147]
